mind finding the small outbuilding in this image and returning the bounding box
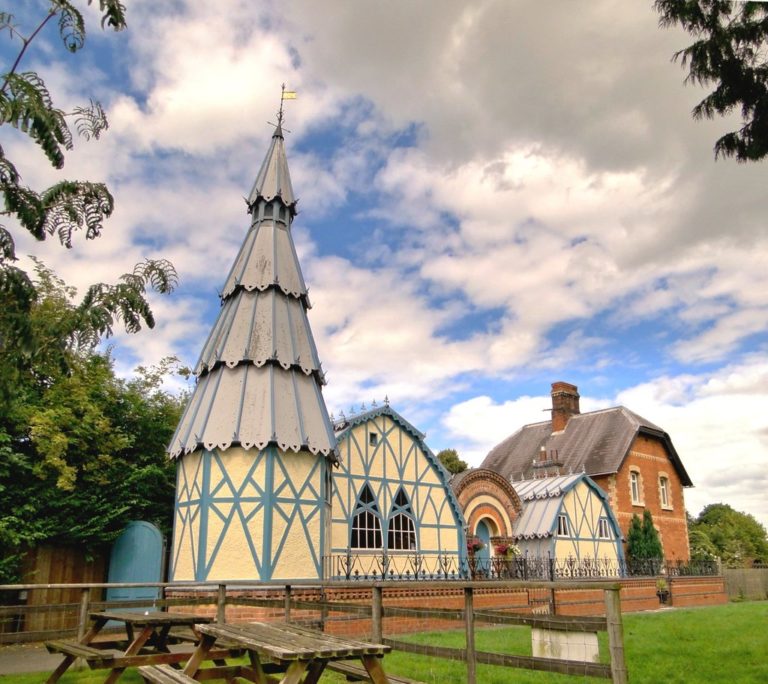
[512,473,624,564]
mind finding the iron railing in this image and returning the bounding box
[323,553,719,581]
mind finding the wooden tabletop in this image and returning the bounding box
[89,610,214,626]
[196,622,391,663]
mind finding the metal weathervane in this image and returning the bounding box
[274,83,297,129]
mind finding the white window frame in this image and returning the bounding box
[659,475,672,509]
[597,517,611,539]
[350,485,383,550]
[557,514,569,537]
[387,488,417,551]
[630,469,642,506]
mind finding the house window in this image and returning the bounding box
[369,432,378,447]
[598,517,611,539]
[350,484,382,549]
[630,470,642,505]
[557,514,569,537]
[387,488,416,550]
[659,476,671,509]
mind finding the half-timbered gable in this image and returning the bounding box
[328,405,465,577]
[512,474,624,563]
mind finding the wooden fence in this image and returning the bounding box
[723,566,768,601]
[0,579,628,683]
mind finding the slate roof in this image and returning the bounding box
[168,122,336,460]
[512,474,583,540]
[481,406,692,486]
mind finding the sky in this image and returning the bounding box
[5,1,768,528]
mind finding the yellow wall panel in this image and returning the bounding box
[273,511,321,579]
[207,514,257,578]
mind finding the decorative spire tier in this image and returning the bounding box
[168,118,337,461]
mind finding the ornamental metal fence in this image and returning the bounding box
[323,553,719,581]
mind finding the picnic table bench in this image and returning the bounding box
[45,610,237,684]
[326,659,425,683]
[138,620,405,684]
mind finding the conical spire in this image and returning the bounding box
[247,122,295,206]
[168,107,337,461]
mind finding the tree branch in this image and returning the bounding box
[1,8,58,94]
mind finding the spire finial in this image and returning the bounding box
[274,84,297,137]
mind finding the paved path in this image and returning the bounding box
[0,644,61,675]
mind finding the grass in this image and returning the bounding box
[1,602,766,683]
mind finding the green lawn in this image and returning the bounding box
[2,602,766,683]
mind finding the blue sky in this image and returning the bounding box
[6,1,768,528]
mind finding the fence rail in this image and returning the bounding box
[0,579,630,684]
[323,553,720,581]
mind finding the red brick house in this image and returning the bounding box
[481,382,693,560]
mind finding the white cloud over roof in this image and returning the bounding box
[5,0,767,528]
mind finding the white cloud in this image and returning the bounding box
[440,361,768,528]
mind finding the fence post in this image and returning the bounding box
[604,586,628,684]
[372,585,382,644]
[284,585,292,621]
[216,584,226,624]
[77,587,91,641]
[464,586,476,684]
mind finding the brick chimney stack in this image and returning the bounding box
[551,381,580,433]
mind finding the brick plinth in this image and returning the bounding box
[166,576,727,635]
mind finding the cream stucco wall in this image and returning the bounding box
[171,446,326,581]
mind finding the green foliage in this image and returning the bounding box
[0,0,174,353]
[626,510,664,561]
[690,503,768,567]
[436,448,468,475]
[1,70,71,167]
[0,263,187,583]
[656,0,768,162]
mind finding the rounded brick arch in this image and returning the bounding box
[452,469,522,539]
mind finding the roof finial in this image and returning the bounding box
[274,83,297,137]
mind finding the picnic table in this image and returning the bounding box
[45,610,236,684]
[138,620,401,684]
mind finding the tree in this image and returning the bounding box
[0,262,186,583]
[655,0,768,162]
[626,510,664,574]
[0,1,176,368]
[437,448,468,474]
[690,503,768,567]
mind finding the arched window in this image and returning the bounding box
[351,484,382,550]
[387,488,416,551]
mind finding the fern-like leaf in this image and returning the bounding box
[89,0,127,31]
[55,1,86,52]
[0,145,20,185]
[0,72,72,168]
[41,181,114,246]
[0,225,16,263]
[130,258,178,294]
[2,183,46,239]
[72,99,108,140]
[0,12,17,36]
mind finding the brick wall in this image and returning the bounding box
[593,434,690,561]
[167,576,727,636]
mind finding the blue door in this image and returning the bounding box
[106,521,165,608]
[475,520,491,564]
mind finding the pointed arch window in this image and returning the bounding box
[387,488,416,551]
[351,484,383,550]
